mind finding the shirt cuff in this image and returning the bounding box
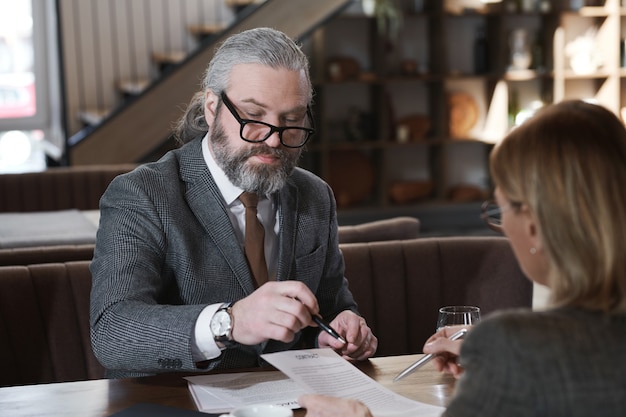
[191,303,223,362]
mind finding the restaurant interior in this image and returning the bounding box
[0,0,623,415]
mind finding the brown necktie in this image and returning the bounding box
[239,192,268,287]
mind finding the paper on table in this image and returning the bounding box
[261,348,445,417]
[185,371,305,413]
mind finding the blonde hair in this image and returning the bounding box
[490,100,626,313]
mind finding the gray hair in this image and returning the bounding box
[173,27,312,144]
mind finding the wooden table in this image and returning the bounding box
[0,354,456,417]
[0,210,97,248]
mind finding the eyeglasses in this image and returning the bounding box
[480,199,523,233]
[220,92,315,148]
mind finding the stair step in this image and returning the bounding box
[151,50,187,65]
[117,78,151,96]
[151,50,188,72]
[226,0,264,13]
[79,108,112,126]
[225,0,263,7]
[188,23,226,37]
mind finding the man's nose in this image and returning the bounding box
[263,130,282,147]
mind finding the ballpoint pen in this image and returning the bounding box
[293,296,347,344]
[312,315,347,344]
[393,328,468,382]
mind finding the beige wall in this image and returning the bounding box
[58,0,235,136]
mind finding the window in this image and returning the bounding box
[0,0,62,173]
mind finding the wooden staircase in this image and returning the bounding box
[69,0,351,165]
[76,4,236,130]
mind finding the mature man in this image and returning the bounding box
[90,27,377,378]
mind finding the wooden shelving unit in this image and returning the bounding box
[554,0,624,115]
[300,0,625,225]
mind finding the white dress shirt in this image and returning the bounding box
[192,135,279,361]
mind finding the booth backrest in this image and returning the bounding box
[340,236,532,357]
[0,236,531,386]
[0,244,95,267]
[0,164,136,213]
[0,261,104,387]
[337,216,420,244]
[0,216,418,265]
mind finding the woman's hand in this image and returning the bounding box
[422,325,468,378]
[298,394,372,417]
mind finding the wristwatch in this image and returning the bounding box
[210,302,235,349]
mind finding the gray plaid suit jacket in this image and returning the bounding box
[89,137,357,378]
[444,307,626,417]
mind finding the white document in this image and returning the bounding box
[185,371,306,413]
[261,348,445,417]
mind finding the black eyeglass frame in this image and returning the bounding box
[220,92,315,148]
[480,199,523,233]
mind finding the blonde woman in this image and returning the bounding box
[299,100,626,416]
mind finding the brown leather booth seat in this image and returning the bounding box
[0,261,104,386]
[341,236,532,357]
[337,216,420,244]
[0,244,95,267]
[0,236,531,386]
[0,164,136,213]
[0,216,419,266]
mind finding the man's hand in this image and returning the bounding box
[230,281,319,345]
[317,310,377,361]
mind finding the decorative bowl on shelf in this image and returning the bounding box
[447,185,488,202]
[448,91,479,139]
[388,180,434,204]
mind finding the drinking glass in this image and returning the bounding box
[437,306,481,331]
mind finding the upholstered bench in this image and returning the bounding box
[0,261,104,386]
[0,164,136,213]
[0,244,95,267]
[337,216,420,243]
[340,236,532,356]
[0,215,419,259]
[0,236,531,386]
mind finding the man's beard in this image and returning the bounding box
[209,120,302,195]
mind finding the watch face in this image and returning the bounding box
[211,310,231,337]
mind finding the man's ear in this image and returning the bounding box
[204,90,218,125]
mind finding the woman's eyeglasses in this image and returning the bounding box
[480,199,523,233]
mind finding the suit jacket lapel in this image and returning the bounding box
[178,139,257,294]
